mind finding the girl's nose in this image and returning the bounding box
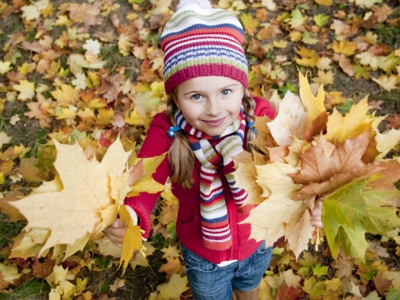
[206,98,221,116]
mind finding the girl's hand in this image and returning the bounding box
[310,199,323,228]
[105,218,127,248]
[105,206,138,248]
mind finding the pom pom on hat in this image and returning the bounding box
[177,0,212,10]
[161,0,248,94]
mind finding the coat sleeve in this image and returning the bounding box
[124,112,173,238]
[252,95,277,119]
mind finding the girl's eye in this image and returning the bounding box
[191,94,202,100]
[221,89,231,95]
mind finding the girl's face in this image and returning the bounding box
[175,76,243,136]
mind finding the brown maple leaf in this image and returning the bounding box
[368,44,392,56]
[330,256,354,278]
[291,132,381,200]
[369,160,400,192]
[303,111,328,142]
[32,253,55,278]
[67,3,102,27]
[137,60,158,83]
[374,273,392,296]
[372,4,393,23]
[386,114,400,129]
[275,282,303,300]
[368,100,384,111]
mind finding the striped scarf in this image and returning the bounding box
[175,110,248,250]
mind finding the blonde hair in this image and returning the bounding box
[166,89,257,188]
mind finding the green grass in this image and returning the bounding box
[375,10,400,49]
[101,43,141,80]
[0,278,50,300]
[0,213,25,249]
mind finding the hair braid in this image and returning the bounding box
[242,90,257,152]
[166,92,195,188]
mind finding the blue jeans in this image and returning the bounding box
[181,242,272,300]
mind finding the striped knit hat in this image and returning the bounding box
[161,0,248,94]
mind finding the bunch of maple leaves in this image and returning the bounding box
[234,72,400,298]
[1,0,400,299]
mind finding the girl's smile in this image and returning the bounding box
[175,76,243,136]
[202,117,226,127]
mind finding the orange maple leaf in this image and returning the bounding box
[291,132,381,200]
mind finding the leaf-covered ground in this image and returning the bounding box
[0,0,400,299]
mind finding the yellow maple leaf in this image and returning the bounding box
[331,39,357,56]
[67,53,106,74]
[0,262,22,290]
[242,162,305,254]
[18,61,31,75]
[261,0,276,11]
[325,91,345,110]
[127,154,166,197]
[371,74,398,92]
[355,0,382,9]
[8,137,138,270]
[161,245,181,259]
[289,31,303,42]
[96,108,115,125]
[241,13,259,35]
[233,159,265,205]
[158,257,185,280]
[21,4,40,21]
[118,33,131,56]
[0,262,22,283]
[151,0,172,15]
[285,208,314,258]
[0,60,12,74]
[118,205,143,273]
[158,190,179,225]
[153,274,189,300]
[71,73,87,90]
[273,39,288,48]
[50,84,80,106]
[286,8,305,29]
[356,52,379,70]
[46,265,78,300]
[13,80,35,101]
[54,107,77,120]
[0,132,12,148]
[315,0,332,6]
[374,126,400,161]
[9,228,50,259]
[325,96,374,144]
[124,110,146,126]
[296,48,321,67]
[87,71,101,87]
[95,235,123,258]
[298,72,326,125]
[313,70,334,85]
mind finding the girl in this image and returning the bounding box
[106,0,323,299]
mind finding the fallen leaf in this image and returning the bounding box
[371,75,398,92]
[155,274,189,300]
[13,80,35,101]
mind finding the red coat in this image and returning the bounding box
[125,96,276,264]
